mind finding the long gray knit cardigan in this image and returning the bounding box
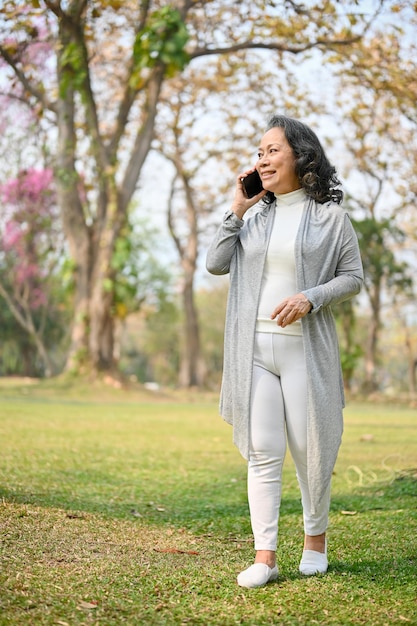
[206,196,364,513]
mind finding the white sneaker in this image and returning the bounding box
[237,563,279,588]
[299,549,328,575]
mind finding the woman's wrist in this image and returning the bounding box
[231,205,246,220]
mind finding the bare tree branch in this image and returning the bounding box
[0,45,57,113]
[0,281,54,375]
[107,67,141,160]
[190,36,363,60]
[119,65,165,212]
[42,0,64,19]
[43,0,88,20]
[70,19,108,174]
[108,2,152,159]
[167,173,185,258]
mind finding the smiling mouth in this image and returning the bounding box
[261,171,275,179]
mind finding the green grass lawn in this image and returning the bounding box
[0,379,416,625]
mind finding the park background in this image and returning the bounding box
[0,0,416,397]
[0,1,416,625]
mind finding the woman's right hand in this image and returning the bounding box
[231,169,267,220]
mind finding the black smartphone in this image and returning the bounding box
[242,170,263,198]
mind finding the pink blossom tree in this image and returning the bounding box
[0,167,65,376]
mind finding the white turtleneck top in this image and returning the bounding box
[256,188,307,336]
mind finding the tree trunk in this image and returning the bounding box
[62,195,125,374]
[54,17,163,375]
[364,317,378,392]
[167,169,207,388]
[363,287,381,393]
[178,273,206,387]
[404,321,416,399]
[88,192,124,371]
[339,300,356,392]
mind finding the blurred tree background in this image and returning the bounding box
[0,0,416,398]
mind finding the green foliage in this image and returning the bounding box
[339,342,363,377]
[0,168,71,376]
[55,167,80,189]
[0,307,38,376]
[334,299,363,389]
[108,210,178,381]
[0,276,71,377]
[353,217,413,296]
[110,212,173,320]
[197,284,228,387]
[119,293,180,385]
[59,41,88,99]
[132,6,190,84]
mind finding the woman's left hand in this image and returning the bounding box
[271,294,312,327]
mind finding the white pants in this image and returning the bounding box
[248,332,331,551]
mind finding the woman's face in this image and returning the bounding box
[256,127,300,195]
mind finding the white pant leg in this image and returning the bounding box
[248,356,286,551]
[248,333,331,552]
[277,334,331,536]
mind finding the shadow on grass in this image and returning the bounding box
[1,471,416,530]
[328,554,417,578]
[273,552,417,587]
[0,481,253,529]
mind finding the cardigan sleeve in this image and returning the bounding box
[301,214,364,313]
[206,210,244,276]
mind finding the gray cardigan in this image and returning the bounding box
[206,197,364,513]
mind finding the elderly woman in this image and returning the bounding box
[206,115,363,588]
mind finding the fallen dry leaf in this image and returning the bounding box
[77,600,98,610]
[341,510,357,515]
[360,434,374,442]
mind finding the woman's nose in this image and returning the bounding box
[258,154,269,166]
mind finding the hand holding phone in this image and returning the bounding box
[241,170,264,198]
